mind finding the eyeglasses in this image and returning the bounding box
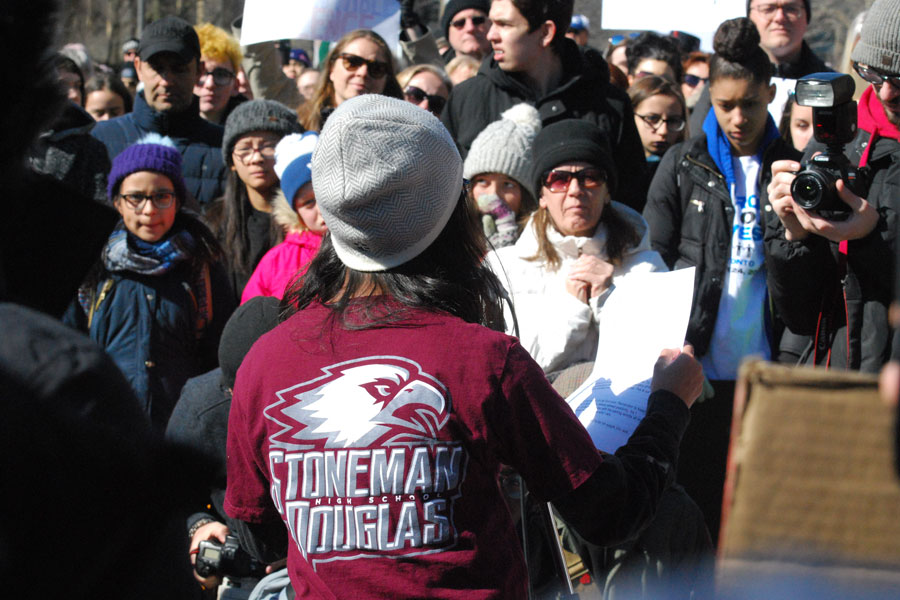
[636,113,686,132]
[750,2,806,20]
[451,15,488,29]
[232,142,278,163]
[337,53,389,79]
[198,67,236,86]
[119,191,176,210]
[853,62,900,90]
[683,73,709,87]
[404,85,447,114]
[542,168,606,193]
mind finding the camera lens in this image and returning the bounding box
[791,171,827,210]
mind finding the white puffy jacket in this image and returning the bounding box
[487,202,667,374]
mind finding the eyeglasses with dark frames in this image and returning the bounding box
[542,168,606,193]
[853,62,900,90]
[749,2,805,20]
[451,15,488,29]
[636,113,686,132]
[337,53,389,79]
[403,85,447,114]
[119,191,176,210]
[198,67,236,87]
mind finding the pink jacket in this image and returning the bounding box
[241,231,323,303]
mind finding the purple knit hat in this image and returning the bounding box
[107,134,187,204]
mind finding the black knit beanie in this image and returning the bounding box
[747,0,811,23]
[441,0,491,39]
[531,120,618,197]
[218,296,281,389]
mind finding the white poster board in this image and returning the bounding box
[602,0,746,51]
[241,0,400,47]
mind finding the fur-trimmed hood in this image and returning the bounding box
[270,188,304,235]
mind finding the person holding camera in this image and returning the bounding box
[765,0,900,374]
[642,17,802,543]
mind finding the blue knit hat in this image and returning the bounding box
[107,134,187,204]
[274,132,318,205]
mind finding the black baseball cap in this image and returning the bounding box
[139,16,200,62]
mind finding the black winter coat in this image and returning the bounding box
[441,40,649,212]
[764,128,900,372]
[643,134,801,358]
[92,92,227,209]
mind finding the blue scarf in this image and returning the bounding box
[102,221,196,276]
[702,106,780,192]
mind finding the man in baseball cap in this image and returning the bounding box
[93,15,227,209]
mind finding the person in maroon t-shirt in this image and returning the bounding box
[225,94,703,599]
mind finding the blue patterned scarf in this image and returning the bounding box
[102,221,196,275]
[702,106,779,192]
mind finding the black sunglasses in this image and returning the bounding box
[338,53,389,79]
[451,15,488,29]
[853,62,900,89]
[404,85,446,114]
[683,73,708,87]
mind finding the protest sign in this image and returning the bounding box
[241,0,400,47]
[602,0,745,51]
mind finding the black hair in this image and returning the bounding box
[709,17,773,86]
[204,170,283,280]
[282,189,506,332]
[625,32,684,83]
[84,71,133,113]
[510,0,573,51]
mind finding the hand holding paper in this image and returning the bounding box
[652,345,703,408]
[566,268,697,453]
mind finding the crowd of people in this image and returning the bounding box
[3,0,900,598]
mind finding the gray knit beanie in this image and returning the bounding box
[222,99,302,165]
[312,95,463,272]
[463,103,541,200]
[851,0,900,74]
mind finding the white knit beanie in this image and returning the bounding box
[463,103,542,199]
[311,95,463,272]
[274,132,318,204]
[851,0,900,74]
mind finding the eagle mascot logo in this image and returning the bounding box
[266,356,451,450]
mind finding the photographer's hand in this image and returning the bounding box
[792,179,879,243]
[190,520,230,587]
[767,160,809,241]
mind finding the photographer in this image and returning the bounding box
[765,0,900,373]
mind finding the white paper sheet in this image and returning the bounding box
[565,268,696,453]
[240,0,400,47]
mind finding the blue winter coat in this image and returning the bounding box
[66,237,235,430]
[92,91,227,209]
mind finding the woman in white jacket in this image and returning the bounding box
[488,119,667,374]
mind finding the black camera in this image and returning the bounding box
[790,73,868,214]
[195,535,267,579]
